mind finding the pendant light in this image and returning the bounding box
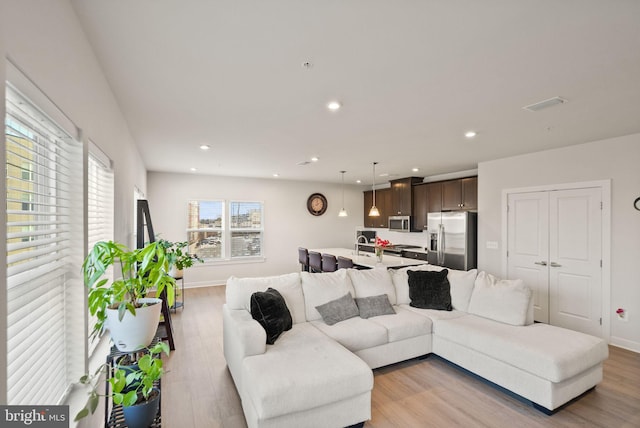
[369,162,380,217]
[338,171,348,217]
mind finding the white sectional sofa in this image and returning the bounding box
[223,266,608,428]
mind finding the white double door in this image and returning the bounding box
[507,187,602,336]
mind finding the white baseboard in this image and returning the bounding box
[610,336,640,353]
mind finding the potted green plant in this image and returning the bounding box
[84,240,175,352]
[157,239,203,278]
[75,341,170,428]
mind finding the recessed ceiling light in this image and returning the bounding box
[311,156,319,162]
[465,131,477,138]
[272,173,279,177]
[199,144,210,150]
[379,173,389,177]
[412,168,419,172]
[190,167,197,172]
[327,101,341,111]
[356,180,362,184]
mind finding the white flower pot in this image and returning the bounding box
[105,297,162,352]
[169,265,183,279]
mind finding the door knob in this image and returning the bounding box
[550,262,562,267]
[534,261,547,266]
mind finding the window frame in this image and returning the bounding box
[187,199,264,263]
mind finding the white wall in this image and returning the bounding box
[148,172,366,285]
[478,133,640,351]
[4,0,147,246]
[2,0,147,422]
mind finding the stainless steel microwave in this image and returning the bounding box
[388,215,411,232]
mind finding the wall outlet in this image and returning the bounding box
[616,309,629,322]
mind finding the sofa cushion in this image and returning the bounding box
[434,314,609,383]
[368,306,432,342]
[250,288,293,344]
[355,294,396,319]
[226,273,306,324]
[301,270,355,322]
[400,304,468,322]
[315,293,360,325]
[408,269,452,311]
[348,268,397,304]
[241,322,373,419]
[311,317,388,352]
[468,271,532,326]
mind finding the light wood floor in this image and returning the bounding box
[162,286,640,428]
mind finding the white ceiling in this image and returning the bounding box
[70,0,640,185]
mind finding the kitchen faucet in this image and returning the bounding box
[355,234,369,256]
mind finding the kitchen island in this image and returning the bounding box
[310,248,429,269]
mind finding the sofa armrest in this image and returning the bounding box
[223,304,267,362]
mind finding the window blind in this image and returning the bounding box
[5,85,84,405]
[87,144,114,355]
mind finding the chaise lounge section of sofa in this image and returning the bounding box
[223,266,608,428]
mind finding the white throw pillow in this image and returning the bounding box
[348,268,397,304]
[301,270,355,322]
[226,273,306,324]
[447,268,478,312]
[468,271,532,326]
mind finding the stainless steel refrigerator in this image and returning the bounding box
[426,211,477,270]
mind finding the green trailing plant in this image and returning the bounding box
[83,241,175,340]
[75,341,170,421]
[157,239,203,271]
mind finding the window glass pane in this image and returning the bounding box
[231,231,262,257]
[191,200,223,229]
[230,201,262,229]
[188,230,223,259]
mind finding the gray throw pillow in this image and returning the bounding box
[355,294,396,319]
[315,293,359,325]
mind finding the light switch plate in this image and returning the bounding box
[486,241,499,250]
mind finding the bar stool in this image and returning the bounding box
[337,256,354,270]
[321,253,338,272]
[298,247,309,272]
[308,251,323,273]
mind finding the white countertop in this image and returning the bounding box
[311,248,429,269]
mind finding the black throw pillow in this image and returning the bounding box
[408,269,452,311]
[250,288,293,344]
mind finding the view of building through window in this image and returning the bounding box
[187,200,263,260]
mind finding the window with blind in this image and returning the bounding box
[5,84,84,405]
[87,144,114,355]
[187,200,263,260]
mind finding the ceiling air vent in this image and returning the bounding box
[523,96,567,112]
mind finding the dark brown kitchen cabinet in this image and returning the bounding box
[390,177,423,216]
[412,183,429,230]
[441,177,477,211]
[426,181,442,213]
[363,188,392,228]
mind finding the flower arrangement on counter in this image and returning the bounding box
[375,237,391,260]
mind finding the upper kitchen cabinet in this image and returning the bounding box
[363,188,392,228]
[412,183,429,230]
[441,177,478,211]
[390,177,423,216]
[426,181,442,213]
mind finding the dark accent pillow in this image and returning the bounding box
[315,293,359,326]
[408,269,452,311]
[355,294,396,319]
[250,288,293,344]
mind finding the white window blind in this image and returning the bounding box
[87,144,114,355]
[5,85,84,405]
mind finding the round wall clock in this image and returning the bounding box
[307,193,328,216]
